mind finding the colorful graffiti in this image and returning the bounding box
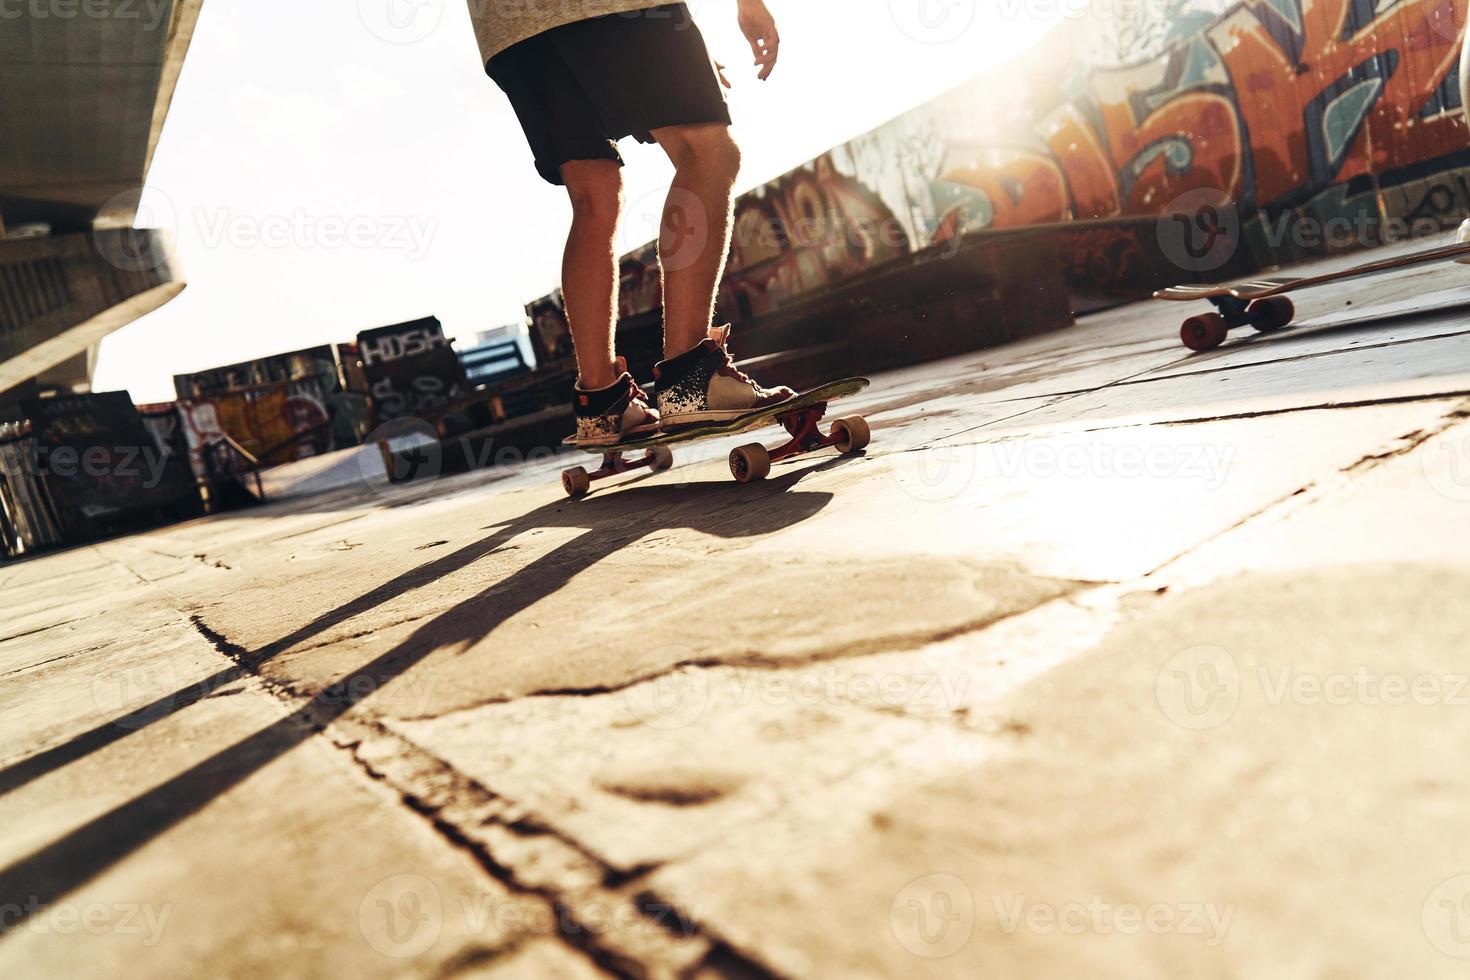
[177,378,336,482]
[527,0,1470,325]
[944,0,1468,229]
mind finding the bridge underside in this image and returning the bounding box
[0,0,204,407]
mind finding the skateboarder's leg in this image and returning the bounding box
[647,124,794,427]
[650,123,742,360]
[560,159,623,390]
[1458,25,1470,257]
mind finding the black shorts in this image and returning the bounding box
[487,3,732,186]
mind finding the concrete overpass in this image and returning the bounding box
[0,0,205,410]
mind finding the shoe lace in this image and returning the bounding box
[625,375,653,406]
[713,338,757,387]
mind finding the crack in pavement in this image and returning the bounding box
[394,592,1091,726]
[1142,403,1470,580]
[0,615,93,647]
[182,616,758,979]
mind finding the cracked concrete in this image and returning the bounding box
[5,234,1470,977]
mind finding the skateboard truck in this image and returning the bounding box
[562,446,674,497]
[1159,237,1470,352]
[728,403,869,484]
[1180,295,1294,352]
[560,395,872,498]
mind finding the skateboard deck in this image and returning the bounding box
[1154,238,1470,351]
[559,378,870,497]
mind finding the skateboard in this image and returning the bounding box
[559,378,871,497]
[1155,238,1470,351]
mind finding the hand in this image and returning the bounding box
[714,60,732,89]
[736,0,779,80]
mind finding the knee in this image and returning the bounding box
[676,127,741,182]
[563,162,623,225]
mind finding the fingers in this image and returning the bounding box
[714,59,732,89]
[749,27,779,80]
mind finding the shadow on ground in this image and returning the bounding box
[0,467,840,921]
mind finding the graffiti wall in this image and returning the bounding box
[952,0,1470,246]
[529,0,1469,325]
[176,378,337,482]
[0,420,64,556]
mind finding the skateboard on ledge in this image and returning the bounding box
[559,378,871,498]
[1154,238,1470,352]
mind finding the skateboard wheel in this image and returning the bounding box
[832,416,871,454]
[561,466,591,498]
[1248,296,1294,332]
[729,443,771,484]
[1181,312,1228,352]
[648,446,675,473]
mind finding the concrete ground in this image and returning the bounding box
[6,234,1470,978]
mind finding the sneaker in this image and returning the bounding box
[573,361,660,447]
[654,325,796,428]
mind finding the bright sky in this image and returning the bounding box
[93,0,1063,403]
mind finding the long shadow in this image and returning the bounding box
[0,469,836,922]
